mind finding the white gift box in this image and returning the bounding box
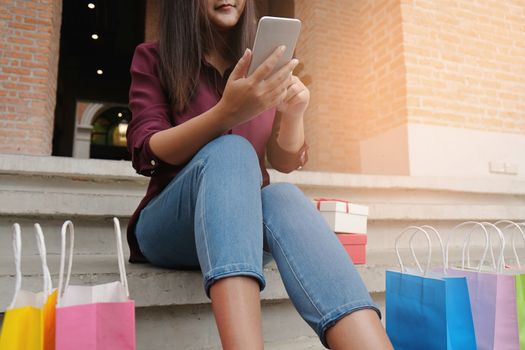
[314,199,369,234]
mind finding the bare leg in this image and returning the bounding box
[326,309,393,350]
[210,276,264,350]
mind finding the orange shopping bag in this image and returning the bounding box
[0,223,57,350]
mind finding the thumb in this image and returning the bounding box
[229,49,252,80]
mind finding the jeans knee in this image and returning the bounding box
[192,135,262,186]
[203,135,260,173]
[262,182,303,203]
[208,135,256,158]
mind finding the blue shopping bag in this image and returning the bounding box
[386,226,476,350]
[386,271,446,350]
[444,276,478,349]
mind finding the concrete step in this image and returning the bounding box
[1,154,524,349]
[2,245,522,348]
[1,246,504,312]
[0,252,327,348]
[0,300,324,350]
[3,246,515,349]
[2,217,522,267]
[0,253,366,349]
[1,154,524,255]
[0,253,381,311]
[135,303,324,350]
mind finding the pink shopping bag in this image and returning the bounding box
[446,268,519,350]
[55,218,135,350]
[446,221,520,350]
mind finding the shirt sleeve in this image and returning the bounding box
[127,43,180,177]
[266,112,309,173]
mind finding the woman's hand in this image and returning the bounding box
[276,75,310,118]
[218,46,299,128]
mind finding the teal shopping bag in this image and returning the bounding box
[386,226,476,350]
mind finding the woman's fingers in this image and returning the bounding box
[283,84,298,104]
[275,82,299,105]
[229,49,252,81]
[222,45,304,122]
[251,46,286,81]
[265,59,298,91]
[267,72,300,104]
[286,89,308,106]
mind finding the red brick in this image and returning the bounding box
[0,0,62,156]
[8,22,35,31]
[4,51,32,60]
[2,67,31,75]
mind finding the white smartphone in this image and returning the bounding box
[247,16,302,77]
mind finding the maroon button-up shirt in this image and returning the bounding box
[126,42,308,263]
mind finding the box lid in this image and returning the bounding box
[314,199,369,215]
[336,233,367,244]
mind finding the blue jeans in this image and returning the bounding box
[135,135,380,347]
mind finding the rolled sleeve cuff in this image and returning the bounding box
[135,134,179,177]
[270,142,309,173]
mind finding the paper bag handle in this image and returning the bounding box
[35,223,53,295]
[395,226,432,275]
[445,221,489,272]
[58,219,130,305]
[113,217,129,297]
[409,225,446,275]
[58,220,74,305]
[471,222,505,272]
[495,220,525,268]
[9,224,22,309]
[514,222,525,268]
[9,223,53,309]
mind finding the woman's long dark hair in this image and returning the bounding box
[158,0,257,113]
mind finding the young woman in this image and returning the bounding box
[127,1,393,349]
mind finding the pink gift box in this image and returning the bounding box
[336,233,367,265]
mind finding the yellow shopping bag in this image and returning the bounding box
[0,224,57,350]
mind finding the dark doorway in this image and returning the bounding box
[53,0,145,158]
[90,106,131,160]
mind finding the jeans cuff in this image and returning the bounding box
[203,263,266,298]
[318,300,382,348]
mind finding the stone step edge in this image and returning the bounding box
[0,248,493,313]
[2,154,525,195]
[0,252,393,312]
[2,199,524,221]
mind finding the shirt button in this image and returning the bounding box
[300,151,306,163]
[150,159,156,166]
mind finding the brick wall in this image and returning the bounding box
[357,0,407,139]
[295,0,524,172]
[2,0,522,175]
[295,0,406,171]
[401,0,525,134]
[295,0,363,172]
[0,0,63,155]
[144,0,159,43]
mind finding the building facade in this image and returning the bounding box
[1,0,524,179]
[1,2,524,347]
